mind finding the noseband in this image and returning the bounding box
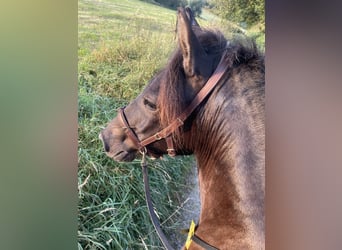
[118,107,179,157]
[118,50,231,159]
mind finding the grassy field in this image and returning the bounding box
[78,0,264,249]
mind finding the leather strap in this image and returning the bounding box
[118,108,144,151]
[142,155,219,250]
[192,234,219,250]
[142,159,175,250]
[139,50,230,151]
[165,136,176,157]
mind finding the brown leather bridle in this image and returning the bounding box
[115,50,230,250]
[118,50,230,159]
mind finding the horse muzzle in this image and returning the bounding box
[99,129,138,162]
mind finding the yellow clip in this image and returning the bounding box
[185,220,196,249]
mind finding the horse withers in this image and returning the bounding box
[100,7,264,250]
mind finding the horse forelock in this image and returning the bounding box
[157,50,186,141]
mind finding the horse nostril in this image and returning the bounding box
[99,132,110,153]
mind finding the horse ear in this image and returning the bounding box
[177,7,206,77]
[185,6,201,28]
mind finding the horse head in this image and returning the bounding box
[99,8,226,161]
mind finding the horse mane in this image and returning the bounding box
[157,28,263,144]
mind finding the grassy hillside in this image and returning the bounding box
[79,0,178,100]
[78,0,264,249]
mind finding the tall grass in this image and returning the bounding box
[78,88,194,248]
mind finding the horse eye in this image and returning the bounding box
[143,98,157,111]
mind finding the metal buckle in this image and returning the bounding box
[139,146,147,155]
[154,133,162,140]
[167,148,176,157]
[140,147,147,167]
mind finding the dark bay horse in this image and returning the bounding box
[100,7,264,250]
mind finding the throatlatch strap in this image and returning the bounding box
[165,136,176,157]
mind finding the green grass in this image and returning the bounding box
[78,0,180,100]
[78,85,196,249]
[78,0,264,248]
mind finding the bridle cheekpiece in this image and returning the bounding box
[118,50,230,159]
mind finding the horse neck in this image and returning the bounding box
[190,75,265,248]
